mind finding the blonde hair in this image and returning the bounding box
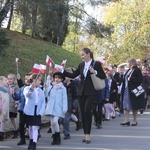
[0,76,8,87]
[7,73,17,85]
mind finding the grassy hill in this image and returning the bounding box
[0,29,81,78]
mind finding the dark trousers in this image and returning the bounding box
[19,112,26,139]
[79,95,97,134]
[92,103,103,125]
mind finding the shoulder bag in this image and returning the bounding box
[91,61,105,90]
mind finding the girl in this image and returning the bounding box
[7,73,19,138]
[0,76,9,141]
[23,73,45,150]
[45,72,68,145]
[104,72,118,120]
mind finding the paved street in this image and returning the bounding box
[1,111,150,150]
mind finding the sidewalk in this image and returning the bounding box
[5,115,50,134]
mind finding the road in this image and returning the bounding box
[0,111,150,150]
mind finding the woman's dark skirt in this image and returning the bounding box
[26,106,41,126]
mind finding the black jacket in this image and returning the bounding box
[64,60,106,96]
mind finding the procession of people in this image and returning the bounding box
[0,48,150,150]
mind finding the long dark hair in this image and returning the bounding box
[82,47,94,60]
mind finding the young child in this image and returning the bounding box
[45,72,68,145]
[59,72,78,140]
[7,73,19,138]
[11,73,32,145]
[0,76,9,141]
[23,73,45,150]
[104,72,118,120]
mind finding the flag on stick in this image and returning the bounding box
[136,59,141,65]
[53,64,63,73]
[40,64,46,74]
[98,57,105,65]
[31,64,41,74]
[46,55,55,66]
[105,65,112,72]
[61,59,67,67]
[15,58,19,66]
[15,58,19,74]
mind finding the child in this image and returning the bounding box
[11,73,32,145]
[104,72,118,120]
[0,76,9,141]
[45,72,68,145]
[59,73,78,140]
[23,73,45,150]
[7,73,19,138]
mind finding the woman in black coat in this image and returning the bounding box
[121,58,144,126]
[63,48,106,143]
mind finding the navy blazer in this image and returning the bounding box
[64,60,106,96]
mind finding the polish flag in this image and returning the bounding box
[31,64,41,73]
[46,55,52,66]
[40,64,46,74]
[53,64,63,73]
[15,58,19,66]
[105,65,112,72]
[136,59,141,65]
[98,56,105,65]
[61,59,67,67]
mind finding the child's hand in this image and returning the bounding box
[10,87,15,94]
[63,111,66,116]
[14,103,18,109]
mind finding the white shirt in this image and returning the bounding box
[83,59,92,77]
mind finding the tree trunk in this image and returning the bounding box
[0,0,12,27]
[31,2,37,38]
[7,0,14,30]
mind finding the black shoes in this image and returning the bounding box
[64,134,70,140]
[120,121,130,126]
[97,124,102,129]
[82,139,91,144]
[17,139,26,145]
[132,122,137,126]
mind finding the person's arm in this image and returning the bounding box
[17,74,24,88]
[0,86,8,93]
[63,63,81,79]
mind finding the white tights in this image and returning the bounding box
[0,120,6,132]
[28,126,39,143]
[50,116,59,134]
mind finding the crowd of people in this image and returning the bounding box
[0,47,150,150]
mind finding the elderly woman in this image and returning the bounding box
[120,58,144,126]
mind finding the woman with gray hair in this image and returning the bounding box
[120,58,144,126]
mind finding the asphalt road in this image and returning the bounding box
[1,111,150,150]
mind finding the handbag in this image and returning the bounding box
[131,85,145,97]
[91,74,105,90]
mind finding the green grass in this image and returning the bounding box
[0,29,81,78]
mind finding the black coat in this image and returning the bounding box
[128,66,144,110]
[64,60,106,96]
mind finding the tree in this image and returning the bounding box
[102,0,150,64]
[0,0,13,27]
[0,30,9,51]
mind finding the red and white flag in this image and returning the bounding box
[31,63,41,73]
[40,64,46,74]
[98,56,105,65]
[53,64,63,73]
[15,58,19,66]
[46,55,52,66]
[105,65,112,72]
[136,59,141,65]
[61,59,67,67]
